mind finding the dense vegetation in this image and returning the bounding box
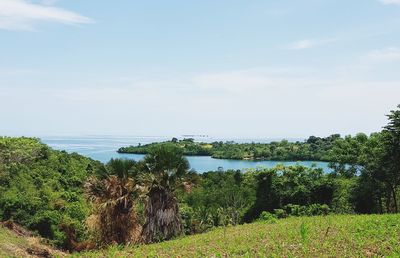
[0,137,102,247]
[328,106,400,213]
[118,135,341,161]
[0,105,399,255]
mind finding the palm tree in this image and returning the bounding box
[84,159,141,245]
[139,143,190,243]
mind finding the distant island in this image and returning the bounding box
[117,135,340,161]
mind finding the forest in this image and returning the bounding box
[0,105,399,253]
[118,135,341,161]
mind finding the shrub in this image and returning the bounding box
[273,209,287,219]
[258,211,277,224]
[284,204,331,217]
[179,203,195,234]
[307,204,330,216]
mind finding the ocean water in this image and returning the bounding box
[41,136,331,173]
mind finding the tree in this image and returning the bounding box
[243,169,279,222]
[85,159,141,245]
[139,143,190,243]
[345,105,400,213]
[183,171,255,230]
[377,105,400,212]
[327,104,400,214]
[328,133,369,178]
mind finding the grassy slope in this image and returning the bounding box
[0,226,66,258]
[78,214,400,257]
[2,214,399,257]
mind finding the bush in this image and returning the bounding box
[273,209,287,219]
[258,211,277,224]
[284,204,304,216]
[283,204,331,217]
[307,204,330,216]
[179,203,195,234]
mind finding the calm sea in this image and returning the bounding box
[41,135,331,173]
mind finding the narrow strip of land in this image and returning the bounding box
[118,135,339,161]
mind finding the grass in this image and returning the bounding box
[0,226,28,257]
[75,214,400,257]
[1,214,399,257]
[0,225,65,258]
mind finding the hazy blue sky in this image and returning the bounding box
[1,0,399,138]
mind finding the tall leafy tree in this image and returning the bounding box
[243,168,279,222]
[378,105,400,212]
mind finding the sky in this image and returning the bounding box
[0,0,400,138]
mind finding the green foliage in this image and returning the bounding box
[243,166,334,221]
[182,170,255,233]
[178,203,196,235]
[0,137,101,248]
[181,165,336,234]
[273,209,287,218]
[119,138,212,156]
[331,177,356,214]
[328,105,400,213]
[283,204,330,217]
[379,105,400,213]
[118,135,341,161]
[258,211,277,224]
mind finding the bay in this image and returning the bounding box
[41,135,331,173]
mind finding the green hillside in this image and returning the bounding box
[77,214,400,257]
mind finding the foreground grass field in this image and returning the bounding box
[2,214,400,257]
[77,214,400,257]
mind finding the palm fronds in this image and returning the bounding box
[84,160,142,245]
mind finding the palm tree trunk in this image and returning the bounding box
[141,186,183,243]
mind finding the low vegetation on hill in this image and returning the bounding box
[118,135,340,161]
[0,137,102,248]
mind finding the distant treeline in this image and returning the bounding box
[118,135,341,161]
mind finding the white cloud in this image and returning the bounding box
[367,47,400,61]
[379,0,400,6]
[191,69,323,95]
[288,39,317,50]
[40,0,58,6]
[286,38,336,50]
[0,0,93,31]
